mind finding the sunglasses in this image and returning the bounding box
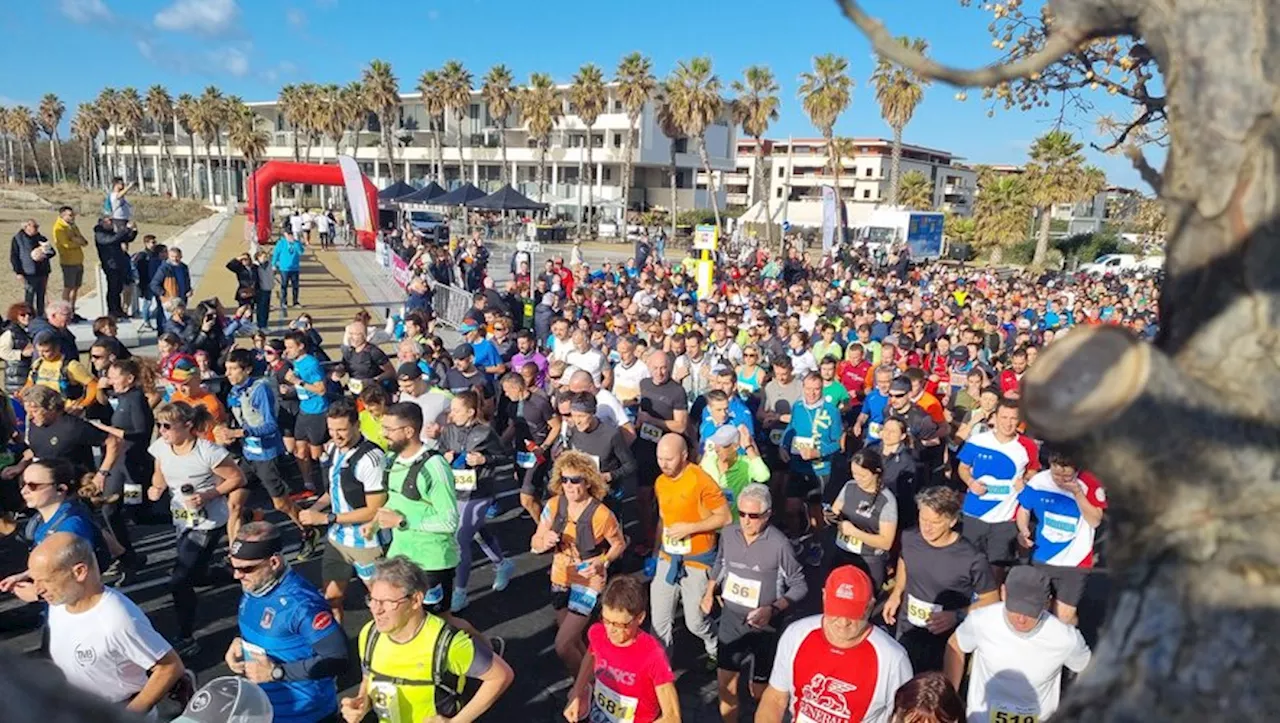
[227,557,271,574]
[738,510,768,520]
[561,475,588,486]
[21,481,55,491]
[158,421,181,430]
[889,393,907,399]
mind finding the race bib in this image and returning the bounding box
[1040,511,1080,544]
[241,642,267,660]
[661,528,692,555]
[980,477,1013,499]
[349,378,365,394]
[768,429,784,446]
[369,680,403,723]
[568,584,600,616]
[867,421,883,440]
[243,437,264,456]
[639,422,663,443]
[791,436,815,455]
[591,680,638,723]
[515,451,537,469]
[990,708,1039,723]
[906,594,941,628]
[123,482,143,506]
[722,572,762,608]
[172,505,207,529]
[454,469,477,492]
[835,528,863,554]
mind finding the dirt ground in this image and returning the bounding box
[0,208,183,316]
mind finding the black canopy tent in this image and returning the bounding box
[470,183,549,211]
[396,181,447,205]
[432,182,488,207]
[377,180,417,201]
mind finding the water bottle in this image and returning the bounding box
[179,484,197,510]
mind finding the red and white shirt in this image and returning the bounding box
[768,615,913,723]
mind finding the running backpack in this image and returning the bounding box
[361,623,462,717]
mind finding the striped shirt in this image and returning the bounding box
[324,442,388,549]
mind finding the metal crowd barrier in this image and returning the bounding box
[432,283,474,328]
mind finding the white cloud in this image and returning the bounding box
[208,46,251,76]
[286,7,306,27]
[154,0,239,34]
[136,39,154,60]
[59,0,112,23]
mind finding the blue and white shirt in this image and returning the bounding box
[958,430,1038,523]
[292,354,328,416]
[1017,470,1107,568]
[323,441,389,552]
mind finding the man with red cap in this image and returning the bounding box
[758,565,913,723]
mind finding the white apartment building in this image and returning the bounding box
[101,85,735,216]
[721,137,978,228]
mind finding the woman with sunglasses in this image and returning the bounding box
[0,458,110,602]
[146,401,246,657]
[263,339,301,457]
[880,417,922,530]
[828,448,898,591]
[530,451,626,679]
[0,302,35,395]
[734,345,766,408]
[440,391,513,612]
[564,575,679,723]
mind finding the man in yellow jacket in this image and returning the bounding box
[50,206,89,321]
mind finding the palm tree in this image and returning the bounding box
[1026,130,1107,266]
[615,53,657,221]
[799,54,853,242]
[417,70,446,183]
[195,87,228,202]
[174,93,198,198]
[482,64,516,185]
[71,105,98,187]
[731,65,780,244]
[0,107,12,183]
[439,61,473,185]
[655,91,684,240]
[871,36,931,205]
[145,85,176,196]
[7,108,38,183]
[299,84,325,163]
[973,168,1032,264]
[96,88,121,180]
[570,63,607,237]
[118,88,146,188]
[319,84,346,163]
[37,94,66,184]
[828,136,858,204]
[223,95,246,202]
[229,102,269,171]
[944,213,977,249]
[897,170,935,210]
[189,93,219,202]
[278,84,305,164]
[341,81,366,156]
[362,60,401,182]
[666,57,724,228]
[518,73,562,203]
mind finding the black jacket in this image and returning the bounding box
[10,230,52,277]
[93,221,136,270]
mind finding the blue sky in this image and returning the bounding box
[2,0,1155,190]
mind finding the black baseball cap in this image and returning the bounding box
[452,343,474,359]
[396,362,423,381]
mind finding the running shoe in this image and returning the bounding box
[492,558,514,592]
[704,653,719,673]
[174,637,201,658]
[296,528,322,562]
[450,587,469,614]
[485,501,500,521]
[801,539,823,568]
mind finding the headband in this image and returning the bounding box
[229,535,282,561]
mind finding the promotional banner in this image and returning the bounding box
[693,224,719,251]
[390,252,413,290]
[338,155,374,236]
[821,185,837,252]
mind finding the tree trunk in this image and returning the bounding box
[132,139,143,190]
[753,136,771,249]
[668,144,677,240]
[536,141,547,203]
[889,124,904,207]
[17,140,26,184]
[29,140,43,184]
[203,144,215,202]
[622,115,638,228]
[1032,204,1053,267]
[498,120,509,185]
[696,135,721,229]
[585,125,595,239]
[456,110,467,185]
[827,129,845,245]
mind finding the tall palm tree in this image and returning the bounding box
[195,87,228,202]
[341,81,366,157]
[439,61,473,185]
[615,53,656,220]
[731,65,780,244]
[278,84,305,164]
[223,94,245,202]
[6,108,37,183]
[174,93,198,198]
[518,73,562,203]
[799,54,853,242]
[481,64,516,185]
[71,105,98,187]
[118,88,146,187]
[145,85,177,195]
[362,59,401,182]
[416,70,445,183]
[666,57,724,228]
[37,94,66,184]
[96,88,120,180]
[897,170,934,210]
[229,102,269,171]
[1026,130,1107,266]
[299,84,325,163]
[570,63,607,237]
[973,168,1032,264]
[871,36,931,205]
[655,91,684,240]
[189,93,218,202]
[828,136,858,200]
[0,107,13,183]
[319,84,347,163]
[944,213,977,249]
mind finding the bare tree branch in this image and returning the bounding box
[1093,106,1157,153]
[1125,145,1163,193]
[836,0,1090,87]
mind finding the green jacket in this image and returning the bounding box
[383,448,460,571]
[699,453,770,523]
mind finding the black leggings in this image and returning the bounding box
[170,527,224,639]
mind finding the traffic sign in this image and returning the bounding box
[516,240,542,253]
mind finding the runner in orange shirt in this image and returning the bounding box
[167,357,227,441]
[652,433,731,667]
[905,367,946,425]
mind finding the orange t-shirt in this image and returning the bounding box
[170,387,227,441]
[915,391,946,424]
[655,463,727,570]
[543,495,620,590]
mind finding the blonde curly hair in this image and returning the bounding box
[548,450,609,500]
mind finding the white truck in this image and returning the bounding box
[1079,253,1164,275]
[855,208,946,260]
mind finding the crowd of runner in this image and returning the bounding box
[0,219,1160,722]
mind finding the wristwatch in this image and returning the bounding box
[326,512,337,525]
[271,664,285,682]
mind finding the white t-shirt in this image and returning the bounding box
[110,191,132,221]
[595,388,630,429]
[565,348,607,385]
[314,213,332,233]
[611,359,651,402]
[954,604,1092,723]
[549,337,576,363]
[48,588,172,705]
[301,212,314,231]
[148,437,231,531]
[289,214,304,236]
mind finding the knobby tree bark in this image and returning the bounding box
[840,0,1280,719]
